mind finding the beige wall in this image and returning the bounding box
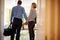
[36,0,46,40]
[0,0,4,40]
[58,0,60,40]
[37,0,59,40]
[46,0,59,40]
[0,0,1,40]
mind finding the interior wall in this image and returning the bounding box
[46,0,58,40]
[36,0,46,40]
[0,0,4,40]
[58,0,60,40]
[46,0,51,40]
[36,0,59,40]
[0,0,1,40]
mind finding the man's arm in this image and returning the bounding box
[23,8,28,20]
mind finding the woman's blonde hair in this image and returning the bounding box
[32,3,37,8]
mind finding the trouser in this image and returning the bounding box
[10,18,22,40]
[28,21,35,40]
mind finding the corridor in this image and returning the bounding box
[0,0,60,40]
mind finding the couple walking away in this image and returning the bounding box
[10,0,37,40]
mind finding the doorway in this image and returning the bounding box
[4,0,37,40]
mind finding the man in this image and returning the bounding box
[10,0,27,40]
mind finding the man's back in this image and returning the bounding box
[10,5,27,22]
[12,6,24,19]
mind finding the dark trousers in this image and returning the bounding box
[10,18,22,40]
[28,21,35,40]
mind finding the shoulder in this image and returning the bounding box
[20,6,24,9]
[30,9,36,13]
[12,6,17,9]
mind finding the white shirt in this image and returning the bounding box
[28,9,37,22]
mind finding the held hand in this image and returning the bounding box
[24,21,28,25]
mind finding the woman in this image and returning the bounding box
[27,3,37,40]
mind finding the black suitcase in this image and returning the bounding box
[3,25,12,36]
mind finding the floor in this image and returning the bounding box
[4,30,37,40]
